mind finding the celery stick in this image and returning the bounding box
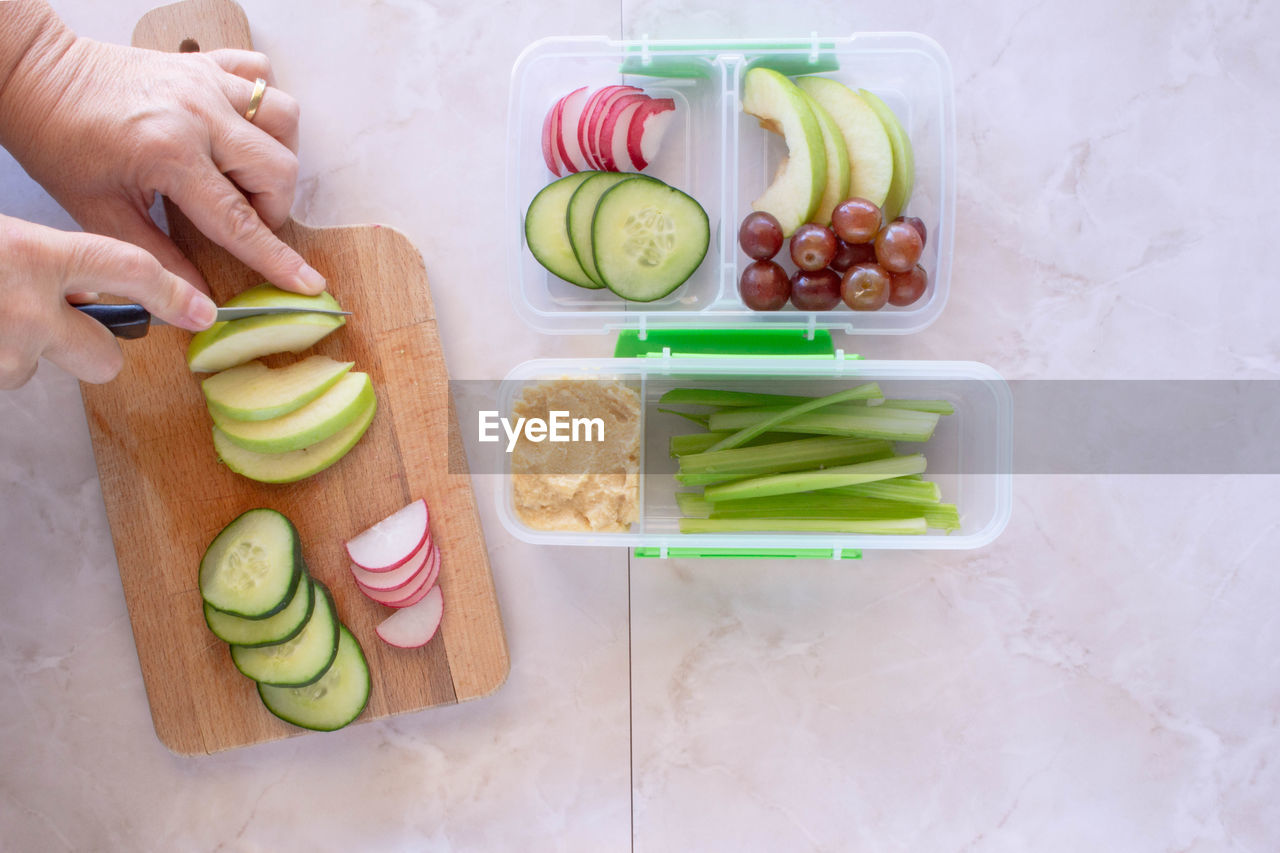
[678,436,894,484]
[708,406,939,443]
[703,454,926,502]
[675,492,712,517]
[826,477,942,504]
[704,383,883,453]
[702,494,960,531]
[679,517,927,535]
[658,388,814,407]
[875,399,955,415]
[669,431,794,456]
[658,408,710,427]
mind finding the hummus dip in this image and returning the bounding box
[510,379,640,533]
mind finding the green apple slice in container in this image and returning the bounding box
[741,67,827,237]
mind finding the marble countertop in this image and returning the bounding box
[3,0,1278,850]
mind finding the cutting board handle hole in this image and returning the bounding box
[178,38,201,53]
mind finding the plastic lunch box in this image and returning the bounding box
[498,35,1011,558]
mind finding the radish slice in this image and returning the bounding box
[357,545,437,606]
[590,88,645,171]
[345,499,429,572]
[577,86,625,169]
[583,85,643,170]
[601,94,649,172]
[377,586,444,649]
[548,97,568,175]
[554,86,591,173]
[349,535,430,592]
[627,97,676,170]
[541,96,562,176]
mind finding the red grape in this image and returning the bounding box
[829,239,876,273]
[873,221,924,273]
[831,198,882,244]
[738,211,784,260]
[897,216,927,247]
[739,260,790,311]
[841,263,890,311]
[789,268,843,311]
[888,265,928,307]
[789,224,838,271]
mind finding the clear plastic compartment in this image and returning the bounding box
[506,34,956,335]
[494,357,1011,554]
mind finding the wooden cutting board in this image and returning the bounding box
[78,0,508,755]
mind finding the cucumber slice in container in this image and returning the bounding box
[592,178,709,302]
[199,508,303,619]
[258,625,370,732]
[230,580,339,687]
[203,572,315,647]
[525,171,600,289]
[567,171,656,286]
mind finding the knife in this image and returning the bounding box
[74,303,352,339]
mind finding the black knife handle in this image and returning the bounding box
[74,303,152,339]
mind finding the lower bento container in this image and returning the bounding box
[506,34,956,336]
[493,331,1012,559]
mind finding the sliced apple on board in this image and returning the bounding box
[741,67,827,237]
[796,89,851,226]
[794,76,894,212]
[186,284,346,373]
[857,88,916,222]
[201,355,354,422]
[209,371,375,454]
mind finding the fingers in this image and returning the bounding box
[164,169,325,295]
[212,124,298,230]
[63,233,217,331]
[221,63,300,153]
[206,49,274,85]
[44,303,125,385]
[79,198,210,295]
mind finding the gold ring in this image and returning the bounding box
[244,78,267,123]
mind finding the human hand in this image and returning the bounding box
[0,214,216,389]
[0,10,321,295]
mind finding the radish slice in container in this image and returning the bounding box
[349,535,430,592]
[584,85,643,169]
[377,586,444,649]
[627,97,676,170]
[345,499,429,571]
[578,85,626,168]
[590,88,645,170]
[555,86,591,173]
[600,94,649,172]
[541,96,562,176]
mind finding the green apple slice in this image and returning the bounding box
[211,371,374,454]
[857,88,915,221]
[795,77,894,211]
[202,356,354,422]
[213,393,377,484]
[187,285,346,373]
[741,67,827,236]
[797,90,851,226]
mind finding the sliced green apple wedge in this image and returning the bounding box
[857,89,915,221]
[795,77,894,210]
[211,371,374,454]
[213,392,377,484]
[202,356,354,422]
[187,285,346,373]
[797,90,851,226]
[741,67,827,236]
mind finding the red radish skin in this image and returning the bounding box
[356,545,437,606]
[600,94,649,172]
[375,546,440,609]
[584,85,643,170]
[349,535,431,592]
[554,86,591,173]
[377,586,444,649]
[548,99,568,175]
[541,95,563,176]
[578,86,630,169]
[345,499,430,572]
[627,98,676,170]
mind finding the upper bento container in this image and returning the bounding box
[493,332,1012,559]
[506,33,956,335]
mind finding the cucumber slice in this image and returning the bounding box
[567,171,656,286]
[204,571,315,647]
[213,392,376,483]
[231,580,340,687]
[210,372,374,454]
[258,625,370,731]
[592,178,709,302]
[202,356,354,422]
[525,171,599,289]
[199,508,302,619]
[187,285,346,373]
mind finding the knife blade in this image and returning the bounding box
[73,302,352,339]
